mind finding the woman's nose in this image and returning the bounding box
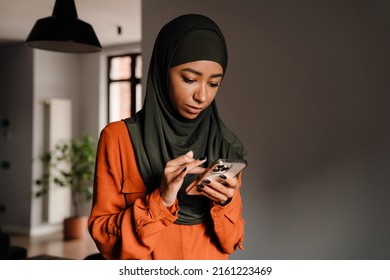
[193,83,207,103]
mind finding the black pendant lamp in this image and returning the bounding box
[25,0,102,53]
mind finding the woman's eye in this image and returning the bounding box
[182,77,196,84]
[209,82,220,88]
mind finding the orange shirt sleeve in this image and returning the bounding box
[210,173,245,253]
[87,121,179,260]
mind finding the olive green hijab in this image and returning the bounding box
[125,14,246,224]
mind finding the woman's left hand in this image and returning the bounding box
[196,174,239,205]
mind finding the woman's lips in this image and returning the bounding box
[186,105,204,114]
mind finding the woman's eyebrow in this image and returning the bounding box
[180,68,223,78]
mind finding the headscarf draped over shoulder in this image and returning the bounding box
[124,14,246,224]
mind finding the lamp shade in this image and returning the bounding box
[25,0,102,53]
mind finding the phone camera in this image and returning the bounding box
[213,164,231,173]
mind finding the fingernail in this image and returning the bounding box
[203,178,211,184]
[199,156,207,161]
[220,174,227,179]
[197,187,202,192]
[197,183,204,189]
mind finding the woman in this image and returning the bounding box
[88,14,247,260]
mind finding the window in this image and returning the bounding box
[107,53,142,122]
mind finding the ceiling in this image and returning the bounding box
[0,0,141,48]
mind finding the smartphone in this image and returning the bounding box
[186,159,248,195]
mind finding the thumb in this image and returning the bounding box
[186,150,194,158]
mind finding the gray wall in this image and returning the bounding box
[143,0,390,259]
[0,45,34,231]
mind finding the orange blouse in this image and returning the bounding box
[88,121,245,259]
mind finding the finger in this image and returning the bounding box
[166,150,195,167]
[186,161,206,171]
[160,166,188,207]
[186,150,194,158]
[185,157,207,174]
[188,166,206,175]
[196,183,229,202]
[170,166,189,186]
[218,174,239,189]
[165,157,206,177]
[201,177,236,197]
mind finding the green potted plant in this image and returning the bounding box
[35,134,98,240]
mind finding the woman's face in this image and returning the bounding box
[168,60,223,120]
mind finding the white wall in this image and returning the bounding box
[142,0,390,259]
[79,53,101,138]
[30,49,82,235]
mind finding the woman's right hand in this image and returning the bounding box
[159,151,206,207]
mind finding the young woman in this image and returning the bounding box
[88,14,247,260]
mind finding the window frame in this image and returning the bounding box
[107,52,141,122]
